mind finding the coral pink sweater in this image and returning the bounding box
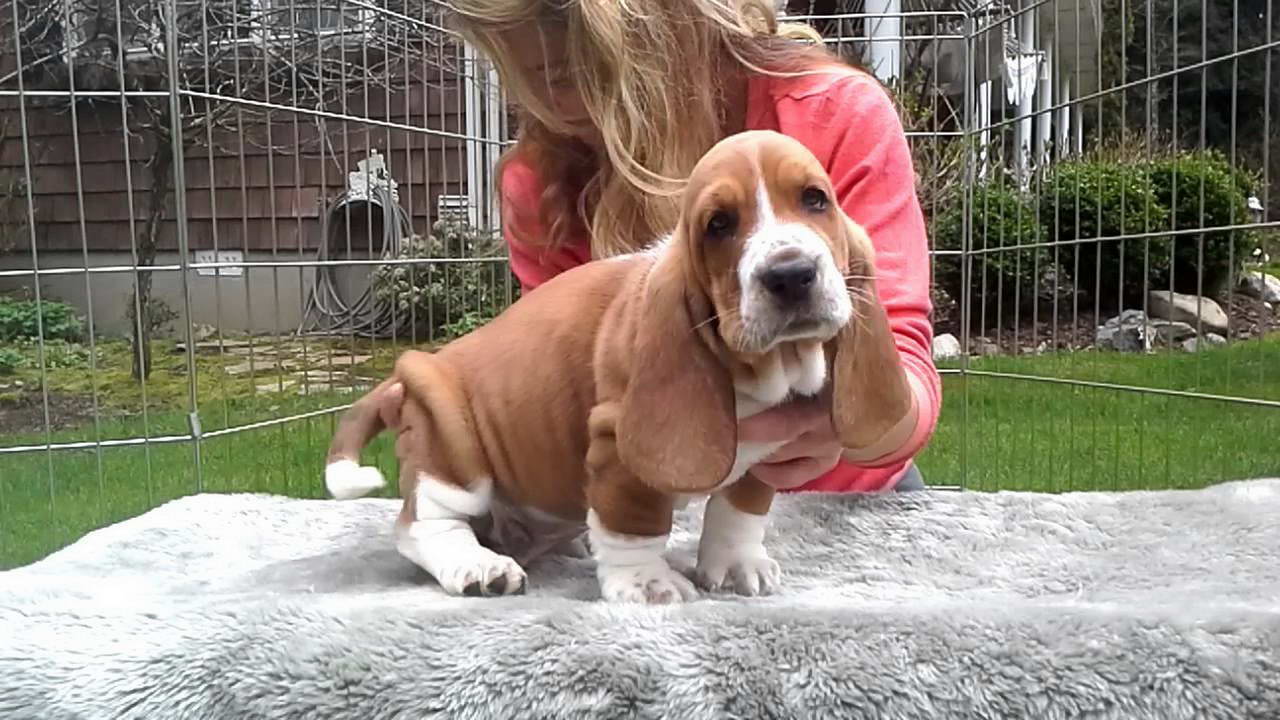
[498,67,941,493]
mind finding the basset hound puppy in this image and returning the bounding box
[324,129,917,604]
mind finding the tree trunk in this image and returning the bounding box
[130,143,173,381]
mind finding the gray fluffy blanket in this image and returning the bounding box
[3,480,1280,719]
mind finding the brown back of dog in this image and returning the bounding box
[410,255,652,522]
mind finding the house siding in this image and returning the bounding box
[1,82,477,255]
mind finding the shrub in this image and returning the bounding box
[1037,159,1172,306]
[932,181,1050,316]
[1147,149,1262,296]
[0,348,20,375]
[0,339,96,371]
[0,297,83,343]
[439,311,496,341]
[32,340,96,369]
[371,219,509,339]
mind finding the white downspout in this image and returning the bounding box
[462,40,483,229]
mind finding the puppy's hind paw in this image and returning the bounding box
[440,551,527,597]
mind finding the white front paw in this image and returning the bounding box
[598,562,699,604]
[435,549,527,597]
[695,543,781,596]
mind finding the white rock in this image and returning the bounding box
[1097,310,1153,352]
[1149,319,1197,345]
[1181,333,1228,353]
[1147,291,1230,336]
[932,333,962,361]
[1239,271,1280,305]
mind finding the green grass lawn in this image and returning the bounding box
[919,333,1280,493]
[2,333,1278,570]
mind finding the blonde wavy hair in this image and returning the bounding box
[446,0,850,256]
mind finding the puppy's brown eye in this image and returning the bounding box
[705,210,736,239]
[801,186,829,211]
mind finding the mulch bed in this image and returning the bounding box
[932,289,1277,356]
[0,392,105,436]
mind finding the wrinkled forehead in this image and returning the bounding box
[686,136,828,209]
[685,150,759,209]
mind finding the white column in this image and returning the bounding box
[864,0,902,84]
[462,41,483,229]
[1073,99,1083,155]
[1035,43,1053,170]
[1014,7,1036,188]
[976,80,992,181]
[1056,75,1072,159]
[482,55,505,230]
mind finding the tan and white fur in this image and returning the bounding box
[324,130,917,603]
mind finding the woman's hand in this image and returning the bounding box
[737,392,843,490]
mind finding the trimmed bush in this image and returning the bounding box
[0,297,83,343]
[1037,159,1172,306]
[0,348,20,375]
[933,181,1049,316]
[371,219,510,340]
[1148,149,1262,296]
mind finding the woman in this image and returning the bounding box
[382,0,940,492]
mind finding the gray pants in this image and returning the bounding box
[894,463,926,492]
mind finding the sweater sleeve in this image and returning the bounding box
[806,72,942,468]
[498,157,584,294]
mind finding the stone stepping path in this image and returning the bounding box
[181,339,379,395]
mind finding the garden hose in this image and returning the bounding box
[294,184,417,340]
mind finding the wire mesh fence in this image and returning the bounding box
[0,0,1276,568]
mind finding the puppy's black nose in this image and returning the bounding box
[759,258,818,303]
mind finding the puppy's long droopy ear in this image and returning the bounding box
[830,215,918,462]
[615,245,737,494]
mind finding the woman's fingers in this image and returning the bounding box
[750,448,842,490]
[745,425,844,490]
[760,430,833,463]
[736,395,830,444]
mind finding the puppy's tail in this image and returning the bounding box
[324,351,490,501]
[324,377,397,500]
[391,349,492,484]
